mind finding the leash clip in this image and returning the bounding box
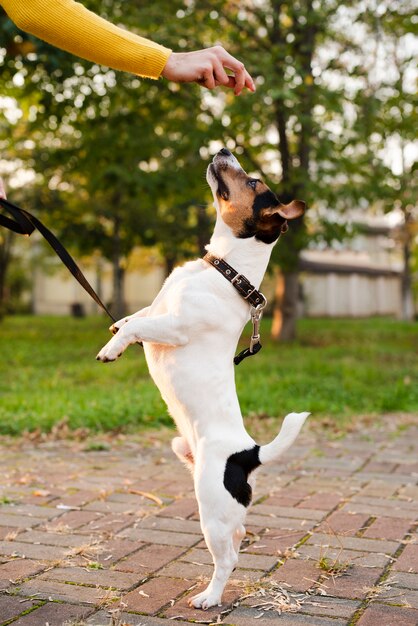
[249,297,266,353]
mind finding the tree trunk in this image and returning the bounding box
[272,272,300,342]
[164,254,176,277]
[111,214,125,320]
[401,217,414,321]
[196,205,211,257]
[270,0,315,342]
[0,231,13,319]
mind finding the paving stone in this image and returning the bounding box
[0,540,69,560]
[355,472,414,484]
[0,558,45,588]
[0,504,61,519]
[135,515,202,534]
[262,488,312,507]
[0,513,44,528]
[307,532,399,554]
[357,603,418,625]
[252,504,325,521]
[95,538,141,565]
[298,492,343,510]
[393,545,418,572]
[351,495,418,514]
[297,544,390,568]
[319,565,380,599]
[46,510,100,530]
[157,497,198,519]
[118,527,200,547]
[298,595,360,618]
[392,571,418,590]
[14,578,117,604]
[244,531,306,555]
[363,516,413,541]
[119,576,194,614]
[9,601,91,625]
[84,500,146,514]
[362,461,397,473]
[269,558,322,592]
[237,551,279,570]
[0,526,20,540]
[344,501,418,519]
[39,565,140,590]
[87,611,191,625]
[0,594,42,622]
[358,480,399,498]
[399,486,418,500]
[158,559,214,580]
[17,530,96,548]
[179,546,214,565]
[225,606,347,625]
[246,513,315,531]
[114,544,185,575]
[376,586,418,609]
[80,513,136,534]
[317,511,371,535]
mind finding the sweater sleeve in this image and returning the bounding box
[1,0,172,79]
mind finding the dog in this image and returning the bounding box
[96,148,309,609]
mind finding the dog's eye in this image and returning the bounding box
[247,179,258,190]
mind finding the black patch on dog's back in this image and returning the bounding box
[224,445,261,507]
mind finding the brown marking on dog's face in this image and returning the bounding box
[208,152,305,244]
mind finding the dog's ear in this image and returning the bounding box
[262,200,305,220]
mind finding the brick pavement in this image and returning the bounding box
[0,417,417,626]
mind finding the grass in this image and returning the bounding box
[0,315,417,435]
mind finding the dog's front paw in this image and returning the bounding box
[109,315,131,335]
[188,589,222,610]
[96,335,127,363]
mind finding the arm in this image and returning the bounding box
[1,0,255,91]
[2,0,171,79]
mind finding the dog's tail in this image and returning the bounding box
[223,412,309,507]
[258,412,309,465]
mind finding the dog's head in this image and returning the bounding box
[207,148,305,244]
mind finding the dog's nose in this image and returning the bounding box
[219,148,231,156]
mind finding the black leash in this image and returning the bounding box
[0,197,116,323]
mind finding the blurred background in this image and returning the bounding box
[0,0,417,435]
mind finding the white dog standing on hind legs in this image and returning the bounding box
[97,148,310,609]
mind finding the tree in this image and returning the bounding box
[1,0,415,327]
[192,0,417,338]
[0,0,220,317]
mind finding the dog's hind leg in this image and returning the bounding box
[171,436,194,471]
[189,516,239,609]
[189,456,246,609]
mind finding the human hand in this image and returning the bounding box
[161,46,255,95]
[0,178,6,200]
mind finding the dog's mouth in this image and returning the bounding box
[207,148,242,197]
[207,162,230,201]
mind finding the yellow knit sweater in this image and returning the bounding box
[1,0,172,78]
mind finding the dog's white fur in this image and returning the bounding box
[97,151,309,609]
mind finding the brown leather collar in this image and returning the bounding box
[203,253,267,309]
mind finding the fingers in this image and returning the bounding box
[199,67,216,90]
[213,46,255,95]
[162,46,256,94]
[213,59,231,87]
